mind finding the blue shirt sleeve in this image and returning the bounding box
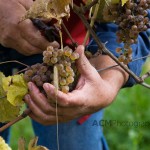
[87,15,150,87]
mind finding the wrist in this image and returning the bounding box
[90,54,129,91]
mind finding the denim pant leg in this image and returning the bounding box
[0,123,10,143]
[32,110,109,150]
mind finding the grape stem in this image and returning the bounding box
[141,71,150,81]
[97,54,150,73]
[62,22,78,48]
[73,4,144,84]
[13,68,28,75]
[0,60,29,68]
[0,109,31,133]
[80,0,98,13]
[83,0,100,46]
[53,66,60,150]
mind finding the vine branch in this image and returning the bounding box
[0,60,29,68]
[0,109,31,132]
[73,3,144,85]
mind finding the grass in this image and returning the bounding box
[10,116,34,149]
[9,60,150,150]
[103,60,150,150]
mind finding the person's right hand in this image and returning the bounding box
[0,0,59,55]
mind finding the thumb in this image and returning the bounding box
[75,45,99,78]
[20,0,33,10]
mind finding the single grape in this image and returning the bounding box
[43,56,50,64]
[40,66,48,73]
[118,55,126,62]
[70,52,80,61]
[51,57,58,64]
[25,69,34,77]
[116,47,122,53]
[53,51,58,57]
[64,49,73,57]
[65,66,73,73]
[126,48,132,55]
[57,64,64,71]
[60,70,68,77]
[41,75,48,82]
[23,74,31,82]
[57,49,63,56]
[68,69,75,77]
[131,25,138,30]
[66,76,74,84]
[32,75,41,83]
[60,78,67,86]
[36,80,43,87]
[47,46,54,52]
[61,86,69,93]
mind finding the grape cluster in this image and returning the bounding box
[24,63,52,92]
[103,0,150,64]
[24,46,79,93]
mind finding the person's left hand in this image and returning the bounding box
[24,45,128,125]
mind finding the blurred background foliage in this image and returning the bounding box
[104,59,150,150]
[10,59,150,150]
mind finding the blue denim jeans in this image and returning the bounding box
[0,123,10,142]
[32,110,109,150]
[0,110,108,150]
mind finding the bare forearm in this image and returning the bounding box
[90,55,129,92]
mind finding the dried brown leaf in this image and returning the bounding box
[24,0,72,21]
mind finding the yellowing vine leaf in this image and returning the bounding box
[28,137,48,150]
[112,0,119,3]
[0,72,20,123]
[18,137,26,150]
[24,0,72,21]
[0,96,20,123]
[85,0,109,21]
[85,0,127,21]
[0,136,12,150]
[2,74,28,107]
[121,0,128,6]
[0,72,6,98]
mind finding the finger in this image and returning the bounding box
[27,82,56,114]
[19,19,56,50]
[24,94,56,119]
[42,83,58,103]
[43,83,85,107]
[20,40,43,55]
[18,0,33,10]
[2,31,43,55]
[75,76,85,90]
[75,45,101,80]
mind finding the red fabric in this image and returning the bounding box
[63,0,87,45]
[63,0,90,124]
[77,115,91,125]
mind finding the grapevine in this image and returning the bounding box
[24,45,79,94]
[103,0,150,64]
[0,0,150,148]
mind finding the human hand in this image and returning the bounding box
[24,45,129,125]
[0,0,59,55]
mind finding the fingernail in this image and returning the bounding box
[28,82,33,91]
[43,83,50,90]
[24,94,30,102]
